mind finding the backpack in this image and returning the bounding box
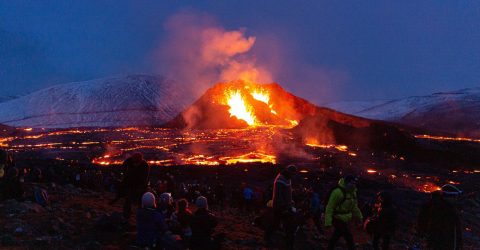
[323,185,347,212]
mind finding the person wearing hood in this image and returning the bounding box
[365,191,397,250]
[191,196,219,249]
[325,175,363,250]
[136,192,167,248]
[267,165,297,249]
[417,191,462,250]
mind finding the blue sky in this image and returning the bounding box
[1,1,479,103]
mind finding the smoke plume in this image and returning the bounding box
[156,10,272,96]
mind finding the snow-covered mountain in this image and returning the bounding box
[0,75,192,128]
[325,88,480,137]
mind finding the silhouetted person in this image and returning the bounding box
[365,191,397,250]
[325,175,363,250]
[175,199,193,243]
[310,188,323,237]
[214,182,225,208]
[191,196,219,250]
[158,192,175,227]
[418,191,462,250]
[0,167,24,201]
[136,192,167,248]
[122,153,150,219]
[267,165,297,249]
[243,184,254,213]
[0,149,7,179]
[28,167,43,183]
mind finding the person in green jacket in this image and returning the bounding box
[325,175,363,250]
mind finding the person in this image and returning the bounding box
[158,192,176,227]
[29,167,43,183]
[136,192,167,248]
[243,184,254,213]
[310,188,323,238]
[257,199,276,245]
[0,149,7,179]
[365,191,396,250]
[0,167,24,201]
[122,153,150,219]
[214,182,225,208]
[191,196,219,250]
[174,199,193,243]
[268,165,297,249]
[325,175,363,250]
[417,191,462,250]
[34,186,49,207]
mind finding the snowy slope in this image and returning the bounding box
[325,88,480,137]
[0,75,192,128]
[323,100,390,115]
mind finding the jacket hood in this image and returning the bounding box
[338,178,346,188]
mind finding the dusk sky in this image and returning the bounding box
[1,1,480,103]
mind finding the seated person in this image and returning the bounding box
[136,192,167,248]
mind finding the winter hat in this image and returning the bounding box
[160,192,173,205]
[142,192,156,208]
[195,196,208,209]
[287,165,297,173]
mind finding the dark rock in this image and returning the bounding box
[0,234,15,246]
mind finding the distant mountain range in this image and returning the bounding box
[0,75,192,128]
[325,88,480,138]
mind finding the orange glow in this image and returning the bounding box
[419,182,442,193]
[415,134,480,143]
[367,169,377,174]
[306,142,349,152]
[448,180,461,185]
[226,90,256,125]
[219,152,276,165]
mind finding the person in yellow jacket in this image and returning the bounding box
[325,175,363,250]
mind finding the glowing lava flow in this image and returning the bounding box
[226,91,256,125]
[415,134,480,143]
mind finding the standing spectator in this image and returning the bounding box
[325,175,363,250]
[243,184,254,213]
[214,182,226,208]
[0,167,24,201]
[365,191,397,250]
[122,153,150,219]
[310,188,323,238]
[417,191,462,250]
[268,165,297,250]
[191,196,219,250]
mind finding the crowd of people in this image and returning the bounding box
[0,149,465,249]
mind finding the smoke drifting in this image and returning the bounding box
[157,10,272,96]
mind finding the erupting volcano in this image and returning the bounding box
[166,81,317,129]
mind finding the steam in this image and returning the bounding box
[156,10,272,96]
